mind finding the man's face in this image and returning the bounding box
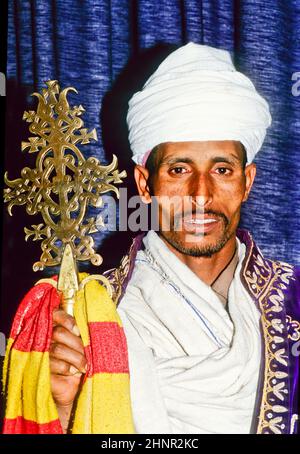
[134,140,256,258]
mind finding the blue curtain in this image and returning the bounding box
[3,1,300,329]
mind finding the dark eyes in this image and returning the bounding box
[169,166,232,176]
[215,167,232,175]
[169,166,188,175]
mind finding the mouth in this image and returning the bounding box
[184,218,217,225]
[180,215,221,234]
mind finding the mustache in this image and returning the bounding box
[173,210,229,228]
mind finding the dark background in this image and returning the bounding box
[0,0,8,427]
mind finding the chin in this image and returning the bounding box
[161,230,233,258]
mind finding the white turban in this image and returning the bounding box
[127,42,271,165]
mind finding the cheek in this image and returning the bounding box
[153,175,192,200]
[215,181,246,214]
[219,186,245,202]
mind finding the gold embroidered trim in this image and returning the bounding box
[105,253,130,305]
[286,315,300,342]
[103,237,139,305]
[242,235,295,434]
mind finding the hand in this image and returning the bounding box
[50,309,87,409]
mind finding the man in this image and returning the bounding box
[46,44,300,434]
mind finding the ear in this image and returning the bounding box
[134,165,152,204]
[242,163,256,202]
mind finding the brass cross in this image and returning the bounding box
[3,80,127,315]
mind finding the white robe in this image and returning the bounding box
[117,230,262,434]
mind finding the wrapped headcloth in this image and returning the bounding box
[127,42,271,165]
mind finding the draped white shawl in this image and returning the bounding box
[117,230,262,434]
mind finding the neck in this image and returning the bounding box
[159,233,237,286]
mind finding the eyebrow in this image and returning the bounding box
[160,157,194,166]
[160,153,240,167]
[211,154,240,165]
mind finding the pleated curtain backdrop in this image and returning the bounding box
[4,0,300,275]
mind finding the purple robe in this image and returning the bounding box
[105,228,300,434]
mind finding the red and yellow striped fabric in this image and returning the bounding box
[2,274,135,434]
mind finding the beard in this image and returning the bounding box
[159,209,233,258]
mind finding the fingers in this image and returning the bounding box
[51,309,87,377]
[50,342,87,374]
[50,372,82,409]
[52,325,85,355]
[50,357,83,377]
[53,309,79,334]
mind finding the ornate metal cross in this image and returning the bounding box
[3,80,126,314]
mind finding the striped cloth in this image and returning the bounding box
[2,273,135,434]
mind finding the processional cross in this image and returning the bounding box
[3,80,126,315]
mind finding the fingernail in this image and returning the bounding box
[72,325,80,336]
[69,365,81,375]
[80,365,87,374]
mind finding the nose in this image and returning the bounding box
[190,172,213,209]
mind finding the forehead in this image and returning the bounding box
[156,140,244,164]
